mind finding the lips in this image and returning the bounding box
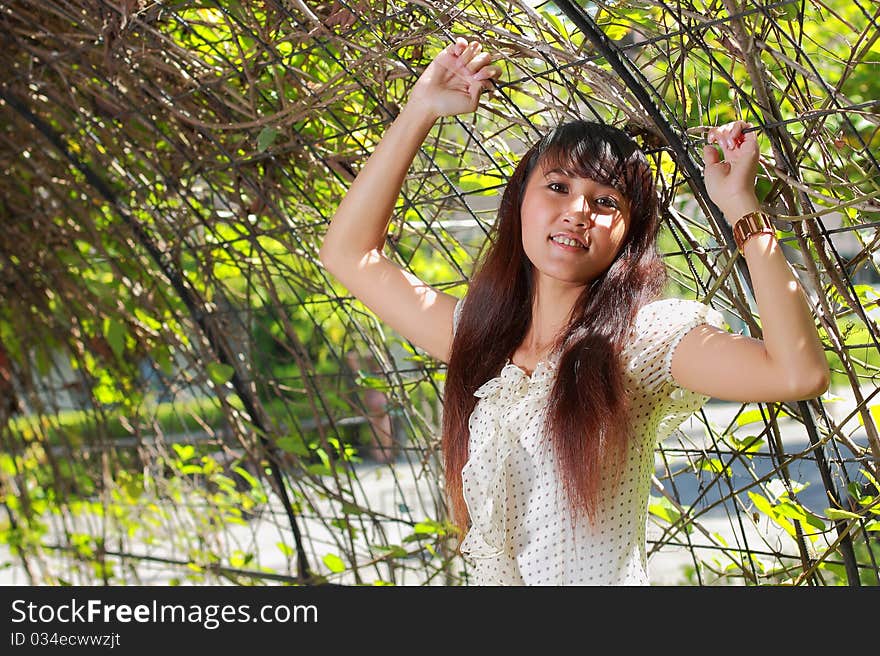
[549,232,589,250]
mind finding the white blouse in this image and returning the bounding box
[451,296,728,585]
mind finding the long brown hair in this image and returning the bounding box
[442,121,668,535]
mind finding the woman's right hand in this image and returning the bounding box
[407,38,501,120]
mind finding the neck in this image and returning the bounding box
[523,277,585,353]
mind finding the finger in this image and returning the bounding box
[706,126,722,146]
[702,143,721,167]
[738,123,758,148]
[718,124,736,150]
[457,40,482,68]
[724,120,752,149]
[708,122,730,149]
[474,64,502,81]
[727,121,750,147]
[466,51,493,73]
[442,38,466,59]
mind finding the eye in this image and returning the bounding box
[595,196,620,209]
[547,182,568,193]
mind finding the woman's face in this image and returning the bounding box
[519,160,631,287]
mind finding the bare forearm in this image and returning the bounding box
[319,100,437,264]
[742,232,830,390]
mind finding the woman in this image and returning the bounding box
[318,38,830,585]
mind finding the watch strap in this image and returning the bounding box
[733,211,775,254]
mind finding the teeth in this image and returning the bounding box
[551,235,585,248]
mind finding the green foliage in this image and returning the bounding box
[1,0,878,587]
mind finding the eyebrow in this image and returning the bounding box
[543,167,575,177]
[543,169,623,197]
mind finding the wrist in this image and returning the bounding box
[400,95,442,127]
[732,210,775,254]
[719,194,761,224]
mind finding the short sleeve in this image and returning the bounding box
[625,297,729,442]
[452,295,464,337]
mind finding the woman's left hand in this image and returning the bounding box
[702,120,761,224]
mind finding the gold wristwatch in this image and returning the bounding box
[732,211,775,254]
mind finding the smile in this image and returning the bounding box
[549,235,588,251]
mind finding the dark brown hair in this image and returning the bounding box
[442,120,667,536]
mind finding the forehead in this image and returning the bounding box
[536,165,624,195]
[531,138,627,184]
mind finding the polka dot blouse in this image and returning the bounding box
[451,295,728,585]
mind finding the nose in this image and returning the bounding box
[562,196,592,228]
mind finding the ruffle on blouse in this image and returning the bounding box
[460,356,559,560]
[454,296,730,564]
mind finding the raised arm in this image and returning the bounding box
[318,38,500,363]
[670,120,831,402]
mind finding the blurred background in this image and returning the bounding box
[0,0,878,585]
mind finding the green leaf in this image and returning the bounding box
[539,9,569,40]
[172,444,195,462]
[94,381,123,405]
[103,317,125,360]
[35,347,51,376]
[376,544,408,559]
[749,491,797,536]
[154,344,175,376]
[748,491,774,515]
[206,362,235,385]
[766,477,807,501]
[648,495,682,525]
[413,520,446,536]
[860,468,880,493]
[727,434,765,455]
[824,508,861,520]
[355,372,390,391]
[819,561,847,580]
[695,456,731,476]
[229,550,252,568]
[0,454,16,476]
[306,463,331,477]
[775,501,825,530]
[774,501,807,521]
[857,404,880,428]
[457,171,506,195]
[736,407,790,426]
[276,436,309,457]
[257,126,278,152]
[322,553,345,573]
[803,513,827,531]
[232,466,258,490]
[852,283,877,303]
[774,0,799,20]
[603,22,630,41]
